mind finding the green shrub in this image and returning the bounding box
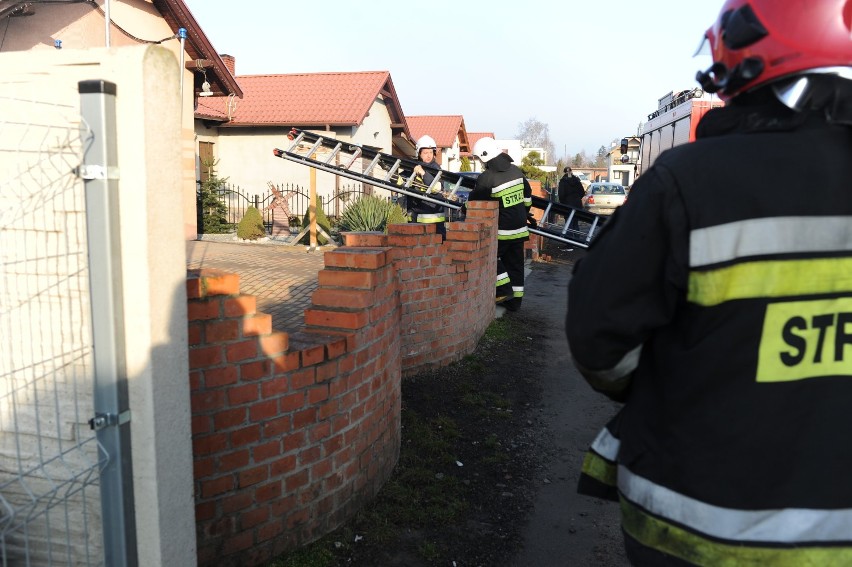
[237,206,266,240]
[299,196,333,245]
[338,195,408,233]
[198,159,230,234]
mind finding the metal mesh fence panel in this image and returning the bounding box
[0,88,104,566]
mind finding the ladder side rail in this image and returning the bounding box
[528,227,590,248]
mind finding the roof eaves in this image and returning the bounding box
[151,0,243,99]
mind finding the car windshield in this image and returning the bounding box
[591,185,625,195]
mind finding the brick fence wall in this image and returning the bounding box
[186,201,499,565]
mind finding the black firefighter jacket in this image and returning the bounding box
[566,98,852,565]
[467,153,531,241]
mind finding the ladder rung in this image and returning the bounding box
[286,131,306,152]
[384,159,402,182]
[363,153,382,177]
[306,137,323,159]
[324,142,343,164]
[342,147,362,170]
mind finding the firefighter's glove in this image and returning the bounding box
[527,213,537,228]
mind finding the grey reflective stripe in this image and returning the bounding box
[690,216,852,267]
[590,426,619,461]
[573,344,641,384]
[491,178,523,195]
[619,466,852,543]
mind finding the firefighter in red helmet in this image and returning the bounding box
[567,1,852,564]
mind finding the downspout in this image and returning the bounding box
[178,28,187,122]
[104,0,110,46]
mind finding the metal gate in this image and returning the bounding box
[0,81,135,565]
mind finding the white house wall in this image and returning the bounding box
[209,98,396,202]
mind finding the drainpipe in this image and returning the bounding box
[104,0,110,46]
[178,28,187,121]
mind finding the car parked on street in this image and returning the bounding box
[583,182,627,216]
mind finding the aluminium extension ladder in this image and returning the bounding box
[272,128,607,248]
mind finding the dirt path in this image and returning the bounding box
[511,251,629,567]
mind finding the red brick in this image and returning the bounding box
[187,323,202,346]
[224,295,256,317]
[201,475,234,498]
[195,504,218,529]
[270,455,297,476]
[239,465,268,488]
[227,383,258,406]
[222,492,253,513]
[204,366,238,388]
[255,480,282,502]
[193,456,215,479]
[280,391,305,412]
[242,313,272,336]
[262,416,291,437]
[189,345,221,369]
[191,415,210,435]
[230,425,261,447]
[323,248,389,270]
[304,309,369,330]
[200,270,240,296]
[341,233,388,247]
[259,332,288,356]
[253,440,281,462]
[311,288,373,310]
[223,531,253,555]
[285,469,309,492]
[249,399,279,422]
[241,507,269,529]
[191,390,226,413]
[225,340,258,363]
[240,359,271,381]
[388,223,427,235]
[219,449,250,472]
[271,352,300,374]
[187,299,221,322]
[261,376,291,399]
[317,269,378,289]
[307,384,329,404]
[213,408,246,431]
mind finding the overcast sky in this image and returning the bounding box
[183,0,723,160]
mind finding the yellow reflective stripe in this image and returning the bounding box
[498,228,529,241]
[688,258,852,306]
[415,214,446,223]
[622,497,852,567]
[491,178,523,195]
[581,451,617,488]
[496,275,511,287]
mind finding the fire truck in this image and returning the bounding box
[637,88,724,175]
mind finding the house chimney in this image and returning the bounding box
[220,54,235,77]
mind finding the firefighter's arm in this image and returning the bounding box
[566,166,687,400]
[523,177,533,209]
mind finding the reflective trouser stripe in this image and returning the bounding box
[621,496,852,566]
[497,227,529,240]
[415,213,446,223]
[512,286,524,298]
[496,272,511,287]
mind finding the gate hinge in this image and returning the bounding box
[89,410,131,431]
[74,165,120,180]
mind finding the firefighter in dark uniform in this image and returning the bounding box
[469,137,532,312]
[566,1,852,564]
[399,135,448,240]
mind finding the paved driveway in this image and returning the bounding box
[186,239,328,332]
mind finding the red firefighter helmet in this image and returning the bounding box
[696,0,852,101]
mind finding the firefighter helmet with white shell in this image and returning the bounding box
[415,135,437,156]
[472,137,501,163]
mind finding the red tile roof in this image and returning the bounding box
[196,71,408,130]
[407,115,469,151]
